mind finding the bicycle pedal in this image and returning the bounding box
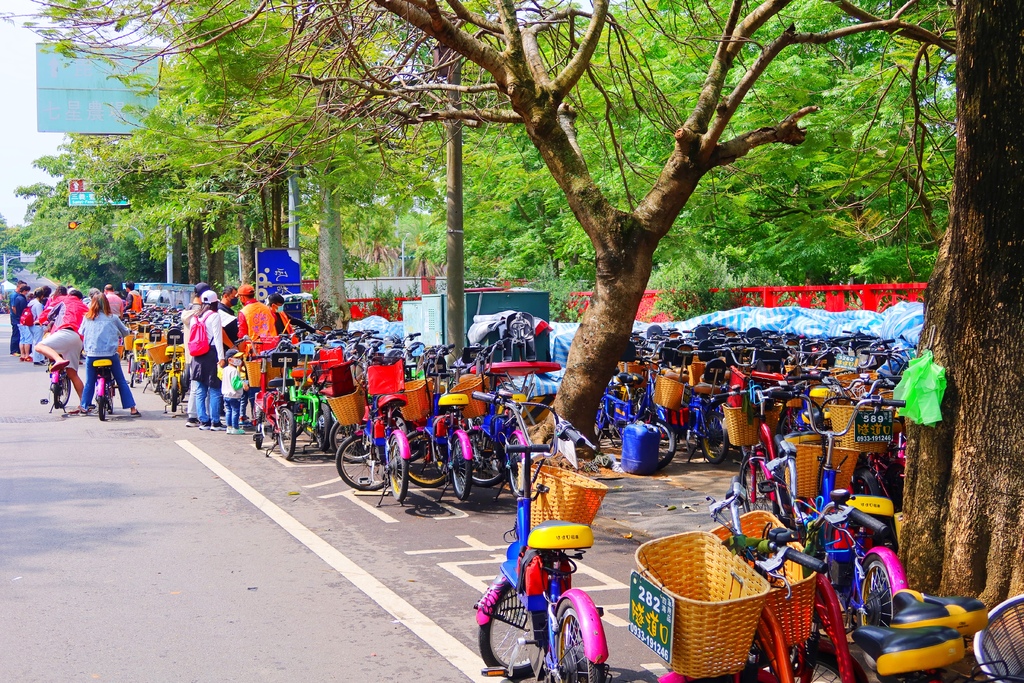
[757,481,776,494]
[480,668,507,677]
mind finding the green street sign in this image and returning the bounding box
[69,192,129,207]
[629,571,674,662]
[36,44,159,135]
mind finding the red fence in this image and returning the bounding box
[569,283,926,322]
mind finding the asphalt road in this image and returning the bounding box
[0,320,732,683]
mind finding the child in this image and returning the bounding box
[221,349,245,434]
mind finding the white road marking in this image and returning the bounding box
[642,662,670,676]
[599,603,630,627]
[334,489,400,524]
[175,440,489,683]
[407,490,469,520]
[266,453,334,468]
[405,535,505,556]
[438,554,628,594]
[303,476,342,489]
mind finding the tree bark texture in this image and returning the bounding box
[318,185,351,329]
[187,219,202,285]
[238,214,257,285]
[207,217,226,289]
[901,0,1024,606]
[172,228,183,284]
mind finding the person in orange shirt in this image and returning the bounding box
[235,285,275,353]
[267,293,294,337]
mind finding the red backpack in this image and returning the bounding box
[188,312,213,356]
[19,307,34,326]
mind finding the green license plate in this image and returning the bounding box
[629,571,673,662]
[834,353,857,370]
[855,410,893,443]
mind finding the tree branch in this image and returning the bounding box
[836,0,955,53]
[710,106,819,166]
[442,0,503,35]
[549,0,610,98]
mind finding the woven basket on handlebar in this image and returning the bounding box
[244,360,281,385]
[689,361,707,386]
[763,406,781,434]
[451,375,487,419]
[654,374,685,410]
[401,379,431,422]
[635,531,770,678]
[618,361,647,376]
[531,465,608,528]
[327,390,367,427]
[790,436,860,497]
[145,342,168,365]
[710,511,817,648]
[723,405,761,446]
[828,402,892,453]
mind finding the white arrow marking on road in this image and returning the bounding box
[407,490,469,520]
[266,453,334,468]
[598,603,630,627]
[303,476,342,488]
[642,662,670,676]
[405,535,505,556]
[176,440,489,683]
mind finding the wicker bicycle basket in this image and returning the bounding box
[635,531,771,677]
[790,436,860,497]
[689,361,707,386]
[723,405,761,446]
[244,359,282,386]
[710,511,817,648]
[402,379,432,422]
[531,465,609,528]
[451,375,488,419]
[145,342,168,365]
[763,406,782,434]
[326,390,367,427]
[654,374,685,410]
[828,402,892,453]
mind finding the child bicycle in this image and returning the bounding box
[473,391,610,682]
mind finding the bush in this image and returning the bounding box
[528,265,590,322]
[649,251,779,319]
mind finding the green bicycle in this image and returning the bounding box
[276,340,333,460]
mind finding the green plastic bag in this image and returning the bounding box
[893,350,946,426]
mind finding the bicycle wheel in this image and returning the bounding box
[740,454,775,512]
[851,467,883,496]
[408,430,446,488]
[52,373,70,410]
[860,555,897,627]
[336,433,387,491]
[654,423,677,470]
[505,430,529,498]
[470,430,506,488]
[555,599,608,683]
[478,581,535,680]
[97,395,108,422]
[169,379,180,414]
[388,430,410,504]
[700,407,731,465]
[313,411,330,452]
[277,407,297,460]
[450,431,473,501]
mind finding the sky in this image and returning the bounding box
[0,0,64,227]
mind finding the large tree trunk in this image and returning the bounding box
[207,217,226,289]
[900,0,1024,606]
[187,219,203,284]
[238,214,257,284]
[172,228,183,283]
[318,184,351,329]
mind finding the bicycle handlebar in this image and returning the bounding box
[847,508,891,537]
[781,547,829,574]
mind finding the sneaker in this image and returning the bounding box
[199,423,211,431]
[210,423,226,432]
[185,418,200,428]
[229,427,246,435]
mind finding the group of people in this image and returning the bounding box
[7,282,143,417]
[7,278,304,428]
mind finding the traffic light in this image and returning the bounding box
[68,221,81,230]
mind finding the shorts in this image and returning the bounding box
[39,328,84,371]
[18,324,32,342]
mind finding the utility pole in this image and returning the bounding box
[165,226,174,282]
[434,47,465,354]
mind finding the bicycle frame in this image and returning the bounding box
[476,397,608,679]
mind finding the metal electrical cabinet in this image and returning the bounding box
[403,291,551,361]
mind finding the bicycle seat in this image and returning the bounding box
[692,382,715,396]
[527,520,594,550]
[267,378,290,390]
[376,393,408,409]
[166,345,184,354]
[92,359,113,368]
[438,393,469,408]
[891,590,988,636]
[614,372,644,385]
[852,625,963,676]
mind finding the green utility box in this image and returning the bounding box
[414,290,551,362]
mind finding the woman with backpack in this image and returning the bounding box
[18,289,37,362]
[190,289,227,431]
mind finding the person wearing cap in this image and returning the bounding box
[181,283,210,427]
[190,289,227,430]
[220,349,246,434]
[235,284,276,350]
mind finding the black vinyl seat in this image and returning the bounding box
[852,625,963,676]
